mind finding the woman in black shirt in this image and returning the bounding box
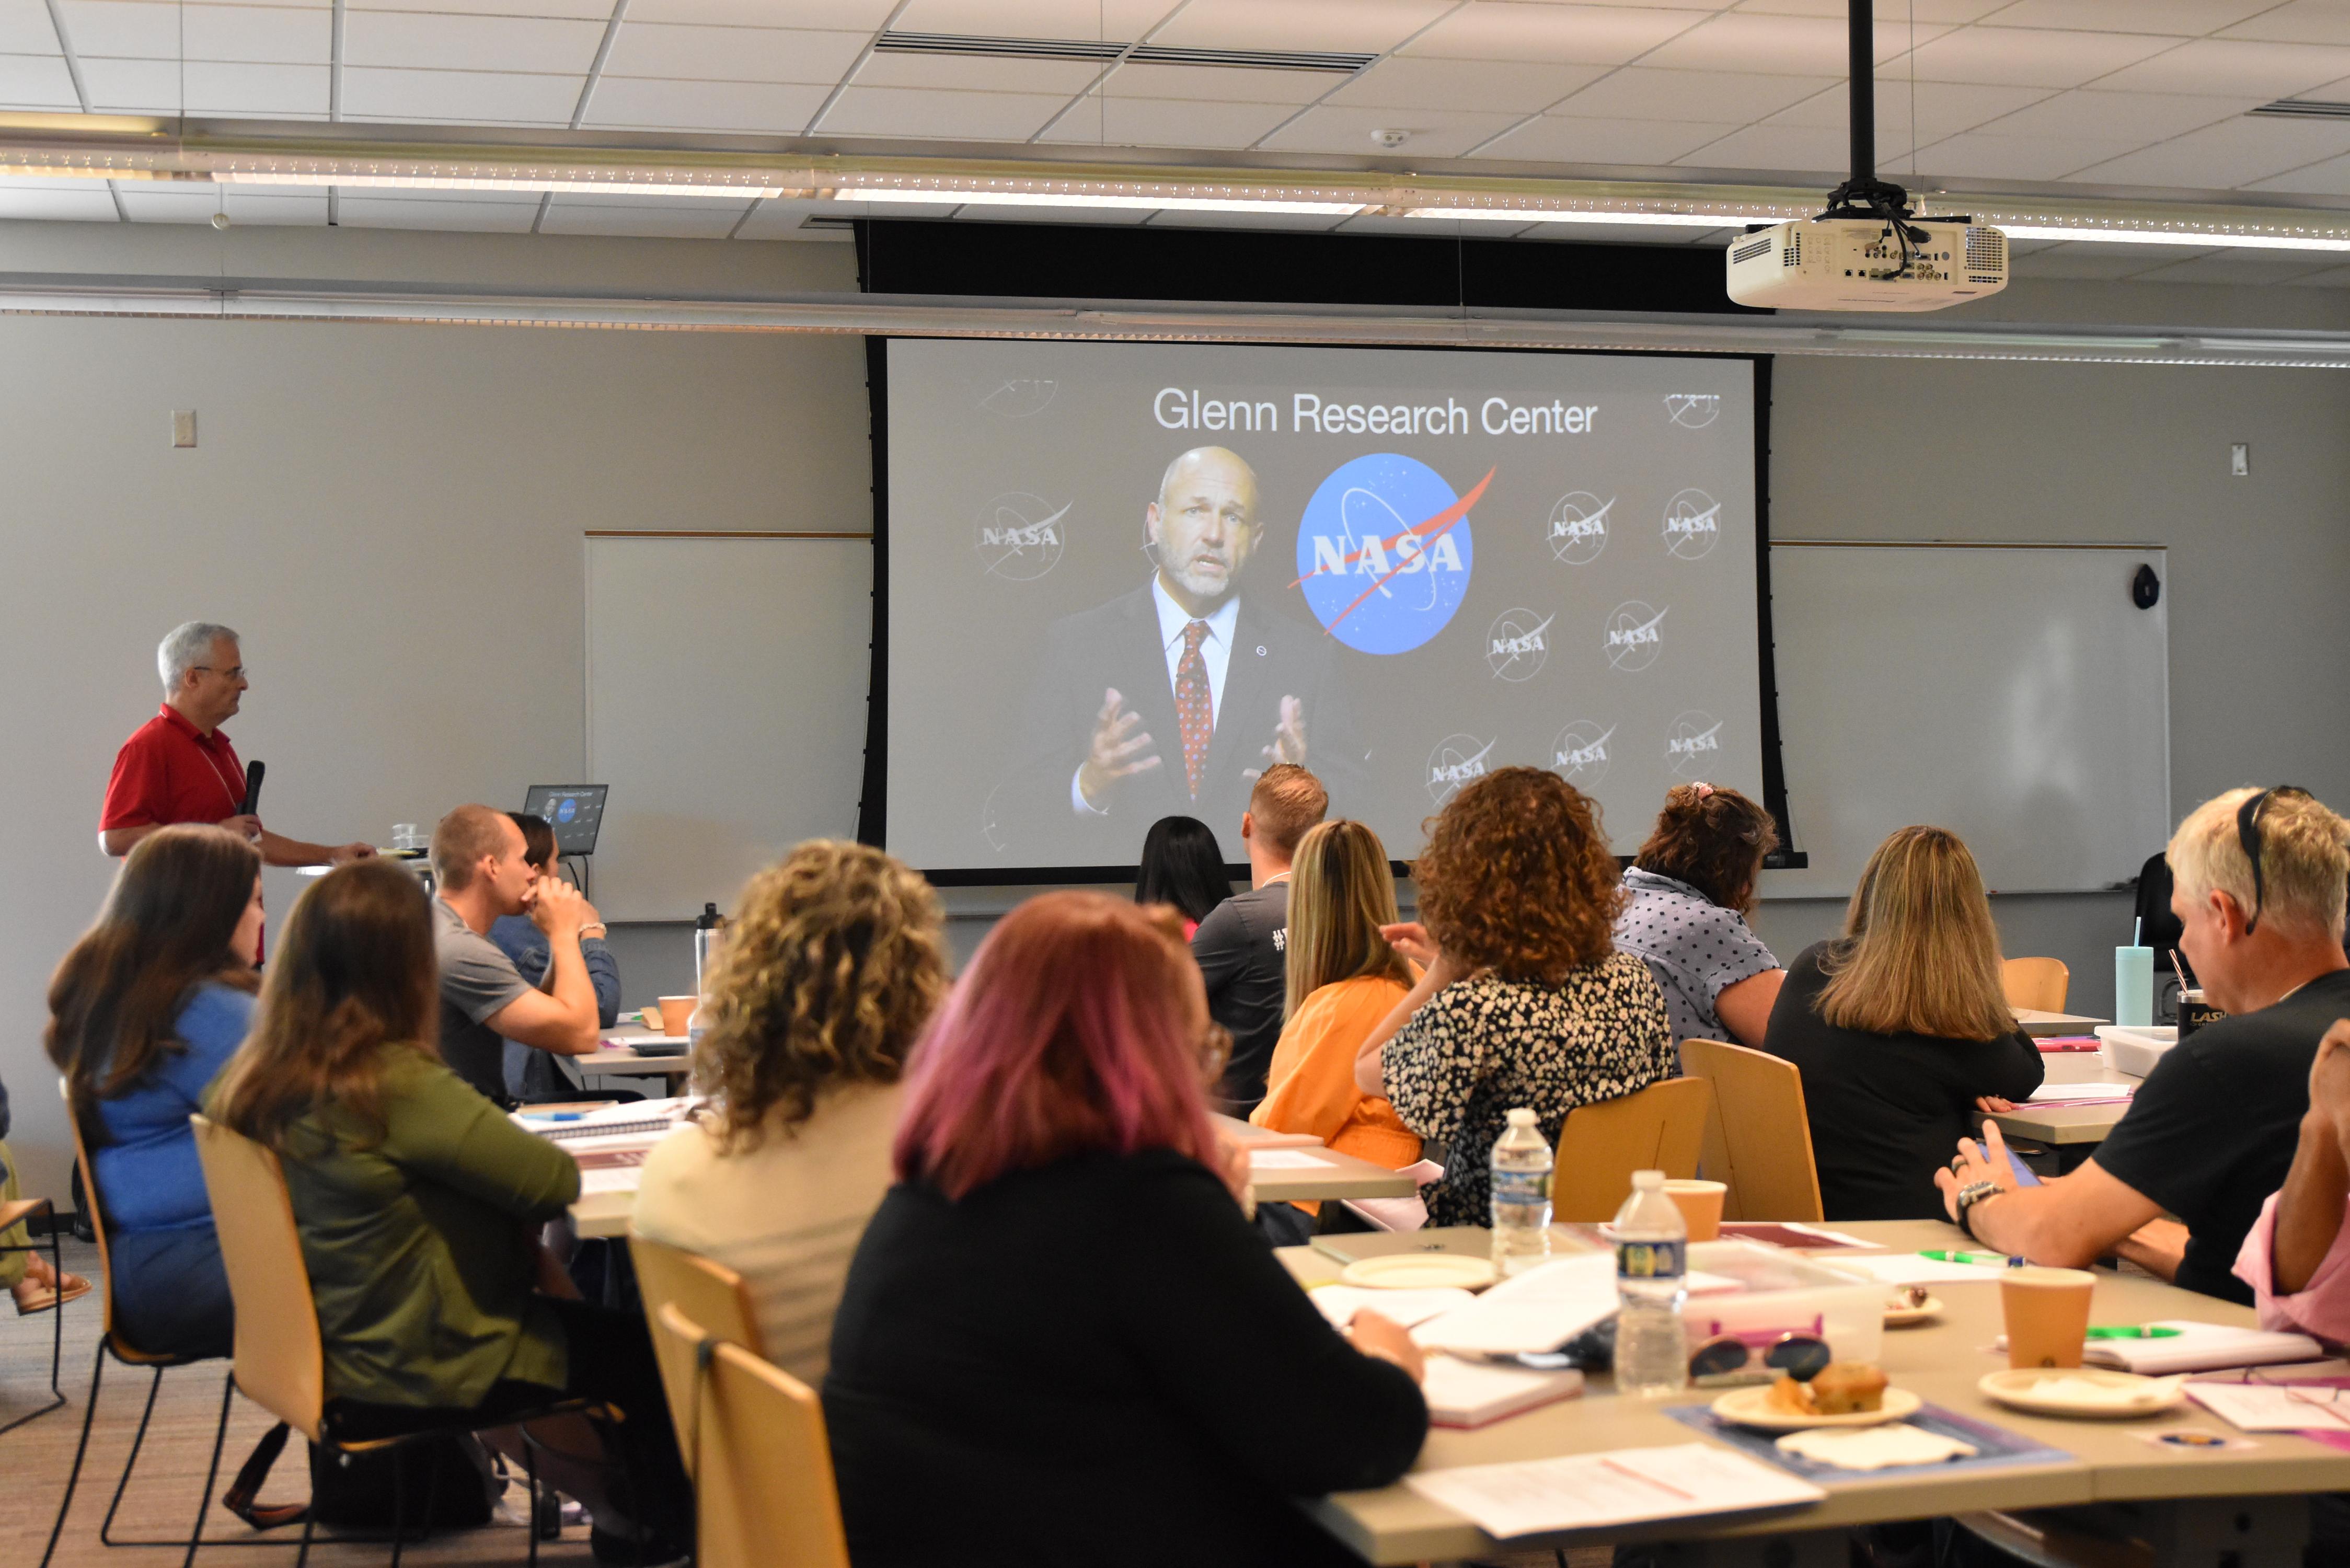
[1764,826,2044,1220]
[824,892,1428,1568]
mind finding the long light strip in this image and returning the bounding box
[223,171,786,200]
[1404,207,1785,228]
[834,186,1365,216]
[1995,222,2350,252]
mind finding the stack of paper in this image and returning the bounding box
[1420,1357,1585,1429]
[1411,1254,1619,1355]
[1307,1286,1476,1331]
[2187,1380,2350,1433]
[2083,1323,2322,1375]
[2025,1083,2136,1103]
[1406,1443,1824,1537]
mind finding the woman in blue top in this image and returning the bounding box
[47,824,263,1358]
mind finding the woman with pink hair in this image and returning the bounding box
[822,891,1426,1568]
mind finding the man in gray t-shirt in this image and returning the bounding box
[430,804,603,1105]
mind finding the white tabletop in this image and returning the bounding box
[2012,1008,2110,1037]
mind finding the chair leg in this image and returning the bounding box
[293,1500,318,1568]
[100,1365,167,1544]
[178,1368,234,1568]
[525,1443,540,1568]
[37,1338,108,1568]
[386,1445,408,1568]
[0,1230,71,1435]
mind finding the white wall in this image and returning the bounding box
[0,235,867,1199]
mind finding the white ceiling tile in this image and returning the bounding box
[0,51,82,106]
[2221,2,2350,46]
[1328,56,1607,114]
[78,55,322,111]
[601,24,866,84]
[888,0,1177,41]
[0,0,65,53]
[344,0,609,16]
[0,182,121,218]
[1905,27,2183,86]
[1254,101,1531,158]
[1673,120,1885,172]
[2067,115,2350,186]
[62,2,330,62]
[1908,129,2142,179]
[118,186,327,222]
[330,193,540,230]
[2088,38,2350,97]
[815,83,1067,139]
[1150,0,1453,55]
[1762,79,2053,142]
[2123,251,2337,283]
[851,50,1104,94]
[2006,241,2181,278]
[624,0,897,24]
[1635,15,1953,75]
[1400,4,1710,66]
[343,10,604,73]
[1094,61,1329,103]
[2240,146,2350,193]
[1548,66,1839,122]
[582,75,826,131]
[1734,0,2007,19]
[1469,112,1747,164]
[1983,0,2277,32]
[340,64,583,121]
[1034,93,1298,149]
[730,197,834,238]
[538,197,746,237]
[2279,261,2350,285]
[1968,88,2259,140]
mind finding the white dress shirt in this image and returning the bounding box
[1072,580,1241,815]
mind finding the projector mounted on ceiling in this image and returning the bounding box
[1725,0,2007,312]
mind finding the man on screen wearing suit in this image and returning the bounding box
[997,445,1364,860]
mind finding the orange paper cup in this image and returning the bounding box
[657,996,697,1038]
[2001,1266,2096,1369]
[1661,1179,1727,1242]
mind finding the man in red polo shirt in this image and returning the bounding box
[99,621,374,867]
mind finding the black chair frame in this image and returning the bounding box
[0,1194,69,1436]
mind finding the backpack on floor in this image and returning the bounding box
[223,1421,501,1536]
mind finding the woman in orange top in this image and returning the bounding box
[1251,821,1421,1220]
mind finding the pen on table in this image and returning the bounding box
[1918,1250,2022,1265]
[525,1112,585,1123]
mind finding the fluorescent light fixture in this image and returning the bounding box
[834,185,1364,215]
[221,171,784,199]
[1996,222,2350,252]
[1404,206,1782,228]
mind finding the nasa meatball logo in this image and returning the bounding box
[1425,734,1496,806]
[1485,608,1553,683]
[973,492,1070,582]
[1551,721,1615,787]
[1604,601,1667,672]
[555,798,578,824]
[1665,393,1722,429]
[1666,710,1724,776]
[1296,454,1486,656]
[1662,489,1723,560]
[1546,491,1612,566]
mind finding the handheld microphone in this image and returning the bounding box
[240,760,265,816]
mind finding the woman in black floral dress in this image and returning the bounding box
[1352,767,1675,1228]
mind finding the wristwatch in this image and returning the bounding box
[1954,1179,2003,1239]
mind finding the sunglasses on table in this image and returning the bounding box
[1687,1326,1832,1385]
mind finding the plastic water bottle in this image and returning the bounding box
[1489,1108,1554,1275]
[1612,1168,1690,1398]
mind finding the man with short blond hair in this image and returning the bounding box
[1193,763,1332,1114]
[430,805,602,1106]
[1942,787,2350,1301]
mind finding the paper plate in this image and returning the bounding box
[1338,1253,1497,1290]
[1775,1423,1977,1470]
[1977,1367,2185,1419]
[1711,1384,1921,1431]
[1884,1294,1943,1327]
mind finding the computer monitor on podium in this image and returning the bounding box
[521,785,609,857]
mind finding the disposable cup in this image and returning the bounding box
[1661,1179,1726,1242]
[2001,1266,2095,1369]
[658,996,697,1038]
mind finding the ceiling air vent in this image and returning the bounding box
[2249,98,2350,119]
[874,31,1376,73]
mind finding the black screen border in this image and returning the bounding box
[858,337,1797,885]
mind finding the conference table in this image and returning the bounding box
[573,1032,694,1093]
[2014,1009,2110,1037]
[1988,1047,2141,1151]
[1288,1217,2350,1566]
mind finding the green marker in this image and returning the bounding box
[2085,1325,2184,1340]
[1917,1249,2015,1265]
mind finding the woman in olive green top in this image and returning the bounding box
[208,861,688,1564]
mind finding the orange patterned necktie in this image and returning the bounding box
[1176,619,1212,800]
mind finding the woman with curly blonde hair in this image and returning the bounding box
[633,839,949,1382]
[1352,768,1673,1228]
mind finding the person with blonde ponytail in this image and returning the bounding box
[1762,826,2042,1220]
[632,839,950,1385]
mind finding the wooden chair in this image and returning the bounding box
[2002,956,2071,1014]
[627,1234,763,1480]
[1549,1077,1713,1223]
[1679,1038,1825,1223]
[40,1096,259,1568]
[652,1301,849,1568]
[191,1114,609,1568]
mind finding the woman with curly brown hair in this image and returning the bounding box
[1352,768,1674,1228]
[632,839,950,1383]
[1614,782,1785,1049]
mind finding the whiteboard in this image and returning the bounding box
[585,534,873,921]
[1767,543,2169,898]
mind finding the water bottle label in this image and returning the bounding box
[1617,1239,1685,1281]
[1491,1169,1549,1206]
